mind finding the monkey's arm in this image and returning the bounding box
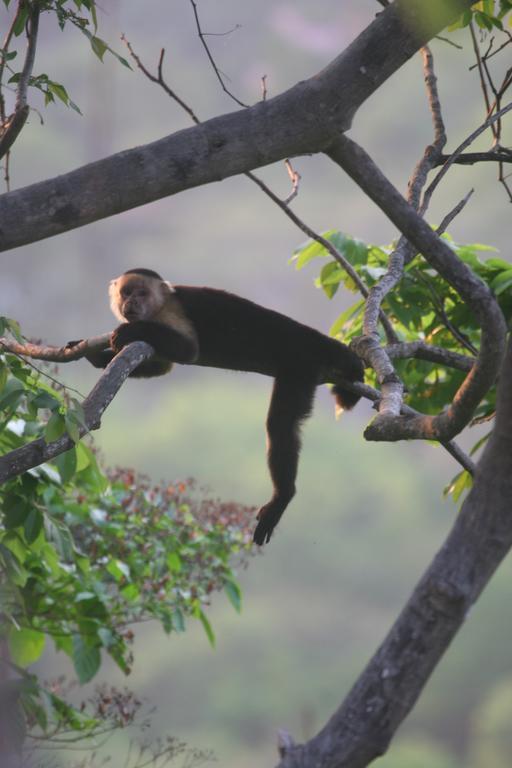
[111,321,199,364]
[66,339,116,368]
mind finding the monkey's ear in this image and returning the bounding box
[163,280,176,294]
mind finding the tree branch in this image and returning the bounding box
[327,134,507,443]
[0,341,154,484]
[0,2,40,161]
[0,335,475,476]
[0,334,111,362]
[0,0,475,252]
[278,337,512,768]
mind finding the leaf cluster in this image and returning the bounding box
[0,340,254,751]
[1,0,130,117]
[292,231,512,502]
[449,0,512,31]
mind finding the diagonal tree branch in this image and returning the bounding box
[0,0,475,252]
[278,335,512,768]
[0,341,154,485]
[327,134,507,443]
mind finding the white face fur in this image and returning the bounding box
[108,274,174,323]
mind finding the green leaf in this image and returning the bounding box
[444,470,473,503]
[167,551,182,572]
[330,298,365,337]
[292,234,333,269]
[44,412,66,443]
[224,579,242,613]
[8,627,46,667]
[75,442,92,471]
[53,447,77,483]
[13,6,28,36]
[491,269,512,296]
[106,558,130,582]
[172,608,185,632]
[72,635,101,683]
[198,609,215,648]
[64,414,81,443]
[24,508,43,544]
[3,496,31,529]
[90,35,108,61]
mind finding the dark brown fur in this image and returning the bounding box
[82,269,365,544]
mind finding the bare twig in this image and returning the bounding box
[188,0,248,109]
[121,38,200,125]
[436,188,474,235]
[469,22,496,140]
[422,100,512,213]
[260,74,268,102]
[436,150,512,165]
[283,159,301,205]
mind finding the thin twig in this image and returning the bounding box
[121,38,200,125]
[260,74,268,101]
[436,188,474,235]
[469,21,496,140]
[188,0,248,109]
[436,149,512,165]
[421,100,512,212]
[283,159,301,205]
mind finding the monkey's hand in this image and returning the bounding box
[65,338,115,369]
[253,500,286,545]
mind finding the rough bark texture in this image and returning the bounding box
[277,335,512,767]
[0,0,474,252]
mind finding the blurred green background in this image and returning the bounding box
[2,1,512,766]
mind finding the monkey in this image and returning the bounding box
[76,268,364,545]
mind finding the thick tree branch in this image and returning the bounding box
[0,0,475,252]
[278,336,512,768]
[327,135,507,443]
[0,341,154,484]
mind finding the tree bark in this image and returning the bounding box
[277,335,512,767]
[0,0,474,252]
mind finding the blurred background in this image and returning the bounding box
[2,1,512,766]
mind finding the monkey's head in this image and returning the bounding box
[109,268,173,322]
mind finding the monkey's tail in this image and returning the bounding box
[331,384,360,415]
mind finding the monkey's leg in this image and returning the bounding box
[253,374,317,545]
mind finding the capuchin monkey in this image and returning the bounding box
[77,268,364,545]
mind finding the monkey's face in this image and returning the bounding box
[109,274,164,323]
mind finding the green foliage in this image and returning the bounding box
[292,231,512,501]
[0,341,253,750]
[448,0,512,30]
[1,0,130,119]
